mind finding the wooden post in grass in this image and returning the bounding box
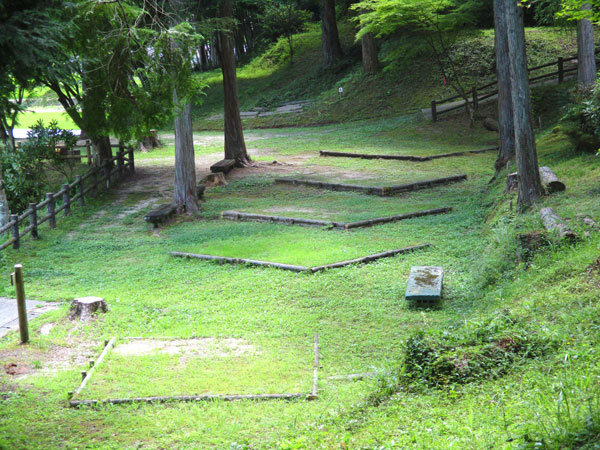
[11,264,28,344]
[310,333,319,400]
[62,184,71,216]
[431,100,437,122]
[91,168,98,197]
[10,214,19,250]
[558,57,564,84]
[105,161,112,190]
[76,176,84,206]
[46,193,56,228]
[128,147,135,174]
[29,203,38,239]
[117,151,124,179]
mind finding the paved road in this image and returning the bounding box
[0,297,59,339]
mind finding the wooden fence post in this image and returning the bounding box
[431,100,437,122]
[47,193,56,228]
[92,168,98,197]
[12,264,28,344]
[76,175,84,206]
[29,203,38,239]
[11,214,19,250]
[105,161,111,190]
[558,57,564,84]
[62,184,71,216]
[472,87,478,110]
[85,140,92,165]
[128,147,135,173]
[117,151,124,179]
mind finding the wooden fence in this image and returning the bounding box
[430,52,596,121]
[0,145,135,251]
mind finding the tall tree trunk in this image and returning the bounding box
[217,0,250,165]
[0,165,10,235]
[361,32,379,74]
[91,135,113,166]
[173,92,198,213]
[493,0,515,174]
[504,0,542,211]
[577,3,596,88]
[321,0,343,67]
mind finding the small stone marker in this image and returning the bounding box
[69,297,108,321]
[405,266,443,305]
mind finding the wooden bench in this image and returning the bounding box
[210,159,235,174]
[144,203,177,228]
[405,266,443,306]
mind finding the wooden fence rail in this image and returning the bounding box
[430,51,600,121]
[0,145,135,252]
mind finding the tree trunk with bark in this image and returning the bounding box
[321,0,343,67]
[493,0,515,174]
[91,135,113,165]
[577,3,596,88]
[504,0,542,211]
[361,32,379,74]
[173,94,198,214]
[217,0,250,165]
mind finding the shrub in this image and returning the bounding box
[0,120,76,212]
[560,82,600,153]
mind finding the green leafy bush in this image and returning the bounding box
[367,311,553,406]
[0,120,76,211]
[560,83,600,153]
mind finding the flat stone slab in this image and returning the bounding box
[0,297,59,338]
[405,266,443,304]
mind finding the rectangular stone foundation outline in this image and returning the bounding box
[69,335,320,407]
[275,175,467,196]
[170,244,431,273]
[319,146,498,162]
[221,207,453,229]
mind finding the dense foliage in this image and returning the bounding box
[0,121,76,211]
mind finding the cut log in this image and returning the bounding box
[539,167,566,193]
[144,203,177,228]
[405,266,443,305]
[507,168,565,194]
[69,297,108,321]
[200,173,227,187]
[540,207,576,240]
[196,185,206,199]
[210,159,236,174]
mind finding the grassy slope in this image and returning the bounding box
[193,25,578,130]
[1,25,599,450]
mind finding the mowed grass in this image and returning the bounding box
[0,115,599,449]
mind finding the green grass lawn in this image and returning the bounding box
[0,114,599,449]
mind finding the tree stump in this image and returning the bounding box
[69,297,108,321]
[517,231,550,262]
[199,173,227,187]
[506,172,518,193]
[483,117,500,132]
[138,130,162,152]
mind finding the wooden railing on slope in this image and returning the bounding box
[430,52,599,121]
[0,145,135,251]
